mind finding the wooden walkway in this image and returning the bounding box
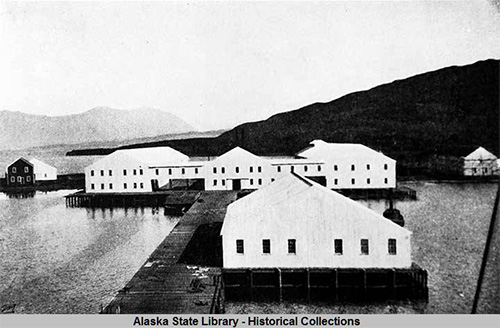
[102,191,238,314]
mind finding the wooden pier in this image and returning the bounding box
[101,190,238,314]
[65,190,201,209]
[223,265,428,302]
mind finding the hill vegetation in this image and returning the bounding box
[67,59,499,178]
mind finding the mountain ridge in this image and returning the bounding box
[0,107,195,150]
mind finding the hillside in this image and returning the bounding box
[0,107,194,149]
[67,59,499,178]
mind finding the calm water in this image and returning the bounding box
[1,182,498,314]
[0,190,180,314]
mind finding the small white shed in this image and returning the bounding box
[29,158,57,181]
[463,147,498,176]
[221,173,412,269]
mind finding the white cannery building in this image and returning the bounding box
[463,147,498,176]
[221,173,412,269]
[84,147,190,193]
[296,140,396,189]
[29,158,57,181]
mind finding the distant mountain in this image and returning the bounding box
[0,107,195,149]
[68,59,499,178]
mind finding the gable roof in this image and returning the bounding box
[6,157,33,170]
[29,158,57,170]
[211,147,268,164]
[297,140,395,162]
[464,147,497,160]
[221,172,410,236]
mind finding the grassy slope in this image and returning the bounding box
[67,59,499,178]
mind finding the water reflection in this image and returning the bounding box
[0,190,181,314]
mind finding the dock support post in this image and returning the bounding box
[277,268,282,303]
[248,269,254,301]
[391,269,396,299]
[306,268,310,302]
[362,269,367,300]
[334,269,338,302]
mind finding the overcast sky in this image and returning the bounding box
[1,1,499,131]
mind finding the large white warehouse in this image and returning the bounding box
[297,140,396,189]
[463,147,498,176]
[221,173,412,269]
[84,147,190,193]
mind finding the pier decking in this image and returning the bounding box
[102,190,238,314]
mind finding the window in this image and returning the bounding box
[24,167,29,173]
[258,178,262,185]
[123,169,127,176]
[304,166,308,172]
[222,180,226,186]
[334,165,338,171]
[109,183,113,189]
[262,239,271,254]
[351,164,355,171]
[44,174,47,177]
[277,166,281,173]
[133,169,137,175]
[139,169,143,175]
[249,166,253,173]
[250,179,253,185]
[134,183,137,189]
[12,167,17,173]
[318,165,321,172]
[361,239,369,255]
[195,168,199,174]
[222,167,225,174]
[27,176,31,182]
[384,164,388,170]
[271,178,275,182]
[91,183,95,190]
[334,239,343,255]
[367,164,370,170]
[91,170,94,176]
[109,170,113,176]
[100,170,104,176]
[181,168,185,174]
[236,240,244,254]
[388,239,397,255]
[483,168,488,174]
[17,176,21,183]
[213,180,217,186]
[367,178,371,184]
[235,167,239,173]
[384,178,388,184]
[168,169,172,175]
[334,178,338,185]
[101,183,104,190]
[10,176,14,183]
[288,239,296,254]
[258,166,262,173]
[155,169,159,175]
[351,178,355,185]
[140,183,144,189]
[124,183,127,189]
[213,167,217,174]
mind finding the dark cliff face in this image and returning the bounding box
[68,59,499,177]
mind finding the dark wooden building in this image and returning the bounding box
[5,158,35,187]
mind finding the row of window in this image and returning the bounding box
[334,177,389,185]
[90,182,144,190]
[11,167,30,174]
[90,169,144,177]
[213,178,274,187]
[10,176,32,183]
[235,238,397,255]
[341,164,389,172]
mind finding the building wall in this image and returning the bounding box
[463,159,498,176]
[32,161,57,181]
[85,152,154,193]
[297,142,397,189]
[6,159,35,187]
[222,177,411,269]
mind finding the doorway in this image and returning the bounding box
[232,179,241,191]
